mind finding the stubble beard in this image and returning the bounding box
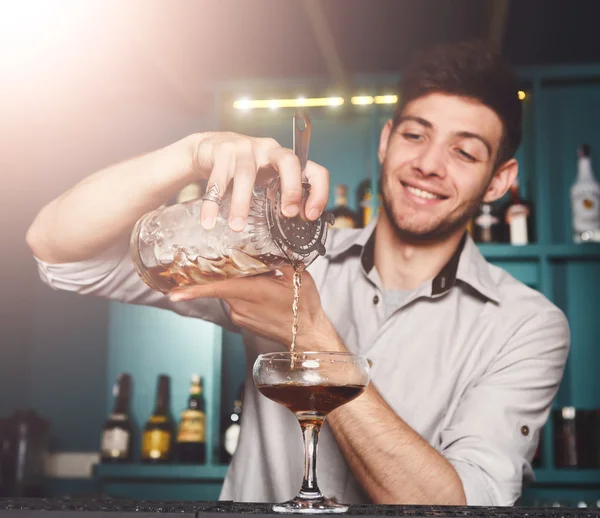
[379,166,489,244]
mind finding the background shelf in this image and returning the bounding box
[94,463,228,482]
[534,469,600,487]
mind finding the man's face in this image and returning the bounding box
[379,93,508,243]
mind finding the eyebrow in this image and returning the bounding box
[396,115,493,159]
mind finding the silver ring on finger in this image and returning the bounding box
[202,182,222,206]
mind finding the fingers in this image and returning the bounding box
[195,133,328,232]
[304,160,329,220]
[228,152,257,232]
[262,143,303,218]
[200,143,233,230]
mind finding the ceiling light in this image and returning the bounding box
[374,95,398,104]
[351,96,374,105]
[233,97,344,110]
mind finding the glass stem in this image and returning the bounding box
[297,418,323,500]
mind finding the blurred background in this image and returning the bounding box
[1,0,600,507]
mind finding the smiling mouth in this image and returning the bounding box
[401,182,448,201]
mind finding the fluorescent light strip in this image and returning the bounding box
[351,96,374,105]
[374,95,398,104]
[233,97,344,110]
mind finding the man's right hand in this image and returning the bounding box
[26,130,329,265]
[190,132,329,232]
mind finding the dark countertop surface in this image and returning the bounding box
[0,499,600,517]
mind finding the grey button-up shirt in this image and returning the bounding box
[35,219,569,506]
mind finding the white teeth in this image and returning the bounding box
[405,185,442,200]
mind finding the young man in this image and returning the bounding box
[27,41,569,506]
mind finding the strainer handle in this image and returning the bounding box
[293,111,311,182]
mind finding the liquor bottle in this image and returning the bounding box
[176,375,206,463]
[220,384,244,464]
[141,375,175,463]
[502,178,535,245]
[100,373,133,463]
[473,203,502,243]
[571,144,600,243]
[330,184,357,229]
[356,179,373,228]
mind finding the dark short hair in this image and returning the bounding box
[392,40,522,168]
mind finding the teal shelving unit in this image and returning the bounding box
[96,64,600,505]
[94,464,228,481]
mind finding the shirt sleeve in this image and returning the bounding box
[33,239,238,331]
[439,308,570,506]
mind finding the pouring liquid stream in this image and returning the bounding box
[290,268,302,369]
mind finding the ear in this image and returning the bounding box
[482,158,518,203]
[378,120,394,164]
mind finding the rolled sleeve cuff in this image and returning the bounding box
[448,458,519,506]
[34,240,129,293]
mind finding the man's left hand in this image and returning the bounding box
[169,267,344,353]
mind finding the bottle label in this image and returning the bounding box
[572,189,600,233]
[101,428,129,456]
[177,410,205,443]
[333,216,356,229]
[224,423,241,456]
[474,212,499,229]
[141,430,171,460]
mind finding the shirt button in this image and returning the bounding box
[373,295,379,305]
[521,425,530,436]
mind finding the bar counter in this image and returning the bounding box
[1,499,600,518]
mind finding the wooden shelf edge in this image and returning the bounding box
[93,463,229,481]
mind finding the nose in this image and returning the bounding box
[411,142,447,178]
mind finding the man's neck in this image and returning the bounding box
[374,213,466,291]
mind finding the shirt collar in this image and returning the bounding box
[325,218,501,304]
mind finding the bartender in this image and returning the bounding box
[26,40,568,506]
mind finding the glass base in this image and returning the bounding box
[272,496,348,514]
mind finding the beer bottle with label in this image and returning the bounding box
[220,384,244,463]
[141,375,174,463]
[473,203,502,243]
[331,184,358,229]
[176,375,206,463]
[100,373,133,463]
[356,178,373,228]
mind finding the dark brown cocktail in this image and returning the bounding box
[257,383,365,416]
[253,352,370,514]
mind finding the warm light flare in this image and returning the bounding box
[351,96,374,105]
[233,97,344,110]
[374,95,398,104]
[518,90,527,101]
[0,0,89,51]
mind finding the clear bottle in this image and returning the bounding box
[571,144,600,243]
[130,112,333,293]
[502,178,535,245]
